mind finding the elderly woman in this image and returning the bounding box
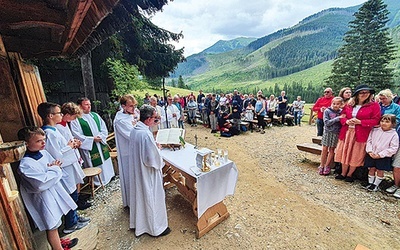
[378,89,400,126]
[334,84,381,182]
[377,89,400,197]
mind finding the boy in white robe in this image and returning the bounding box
[129,104,171,237]
[17,127,78,250]
[38,102,90,234]
[70,97,115,186]
[56,102,91,210]
[114,94,137,207]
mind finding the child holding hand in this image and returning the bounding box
[17,127,78,250]
[319,97,345,175]
[364,114,399,191]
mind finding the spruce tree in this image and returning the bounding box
[326,0,396,92]
[177,75,185,89]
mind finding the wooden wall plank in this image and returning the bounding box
[0,49,43,249]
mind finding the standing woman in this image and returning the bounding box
[377,89,400,196]
[255,94,266,134]
[267,95,277,127]
[334,85,381,182]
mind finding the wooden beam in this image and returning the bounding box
[80,52,97,105]
[0,35,6,59]
[2,36,62,57]
[7,21,65,30]
[62,0,94,54]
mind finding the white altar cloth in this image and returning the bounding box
[160,144,238,218]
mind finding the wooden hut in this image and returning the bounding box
[0,1,168,249]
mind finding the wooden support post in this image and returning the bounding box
[308,107,314,125]
[80,52,97,110]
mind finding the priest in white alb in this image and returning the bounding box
[70,97,115,185]
[114,94,137,208]
[165,96,180,128]
[128,104,171,237]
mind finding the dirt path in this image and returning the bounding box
[83,124,400,250]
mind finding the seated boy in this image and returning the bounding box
[17,127,78,249]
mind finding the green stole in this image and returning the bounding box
[78,112,110,167]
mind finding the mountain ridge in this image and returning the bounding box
[171,0,400,92]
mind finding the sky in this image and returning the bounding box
[150,0,367,57]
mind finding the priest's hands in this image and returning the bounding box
[94,136,102,142]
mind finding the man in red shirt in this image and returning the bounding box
[312,88,334,136]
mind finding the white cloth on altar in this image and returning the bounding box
[19,150,77,231]
[128,121,168,236]
[113,110,135,207]
[43,126,85,194]
[70,112,115,185]
[160,144,238,218]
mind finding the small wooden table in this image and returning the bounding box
[161,144,238,238]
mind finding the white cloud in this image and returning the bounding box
[150,0,366,56]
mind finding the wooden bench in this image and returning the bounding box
[106,132,118,175]
[296,143,322,155]
[249,117,272,125]
[312,136,322,145]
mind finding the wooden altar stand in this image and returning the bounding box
[163,161,231,238]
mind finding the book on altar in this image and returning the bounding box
[156,128,185,146]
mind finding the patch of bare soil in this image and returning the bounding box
[83,123,400,250]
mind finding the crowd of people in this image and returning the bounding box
[144,89,306,136]
[17,84,400,249]
[316,85,400,199]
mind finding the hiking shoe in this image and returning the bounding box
[386,185,399,194]
[60,238,78,249]
[63,221,89,234]
[363,183,373,190]
[393,189,400,199]
[367,184,379,192]
[344,176,354,183]
[318,167,324,175]
[77,200,92,210]
[335,175,345,180]
[78,216,91,223]
[323,166,331,175]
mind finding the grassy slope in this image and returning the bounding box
[131,86,192,99]
[186,58,333,92]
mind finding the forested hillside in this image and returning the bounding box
[171,0,400,96]
[170,37,255,77]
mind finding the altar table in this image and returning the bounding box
[160,144,238,238]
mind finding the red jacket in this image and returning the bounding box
[312,96,334,119]
[338,102,381,142]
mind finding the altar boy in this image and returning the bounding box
[17,127,78,249]
[37,102,90,234]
